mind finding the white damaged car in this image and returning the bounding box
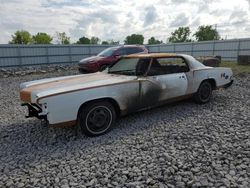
[20,53,233,136]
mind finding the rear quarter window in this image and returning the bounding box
[126,47,144,55]
[115,48,127,56]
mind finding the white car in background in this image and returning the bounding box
[20,53,233,136]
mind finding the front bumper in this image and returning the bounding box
[78,63,99,73]
[222,80,234,89]
[78,67,94,73]
[21,103,47,120]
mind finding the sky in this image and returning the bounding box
[0,0,250,44]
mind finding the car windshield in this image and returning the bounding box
[108,58,139,76]
[98,47,117,57]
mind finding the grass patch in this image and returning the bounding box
[220,61,250,74]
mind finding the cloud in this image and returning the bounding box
[0,0,250,44]
[43,0,90,7]
[169,13,189,27]
[143,5,158,26]
[69,8,120,41]
[171,0,188,4]
[229,9,248,25]
[190,18,200,26]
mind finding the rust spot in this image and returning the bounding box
[125,53,177,58]
[20,89,32,103]
[22,73,111,93]
[36,80,140,103]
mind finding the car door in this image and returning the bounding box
[139,57,189,108]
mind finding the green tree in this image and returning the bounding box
[32,32,53,44]
[124,34,144,44]
[56,32,70,44]
[9,30,32,44]
[76,36,90,44]
[90,36,100,44]
[101,41,109,45]
[168,27,191,43]
[101,40,119,45]
[148,37,162,44]
[109,39,119,45]
[194,25,220,41]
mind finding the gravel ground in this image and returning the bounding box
[0,70,249,188]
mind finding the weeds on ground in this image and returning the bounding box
[220,61,250,75]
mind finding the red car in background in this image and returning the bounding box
[78,45,148,73]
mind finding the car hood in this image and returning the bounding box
[20,72,137,103]
[79,56,104,64]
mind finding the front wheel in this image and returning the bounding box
[194,81,212,104]
[78,101,116,136]
[100,64,108,71]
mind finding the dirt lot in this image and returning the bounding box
[0,70,249,187]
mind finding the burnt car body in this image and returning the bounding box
[20,53,233,136]
[78,45,148,73]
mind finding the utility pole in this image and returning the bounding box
[215,24,218,40]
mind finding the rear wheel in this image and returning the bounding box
[78,101,116,136]
[194,81,212,104]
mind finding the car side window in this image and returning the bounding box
[136,58,151,75]
[115,48,127,56]
[126,47,144,55]
[147,57,189,76]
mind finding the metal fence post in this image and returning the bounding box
[212,40,215,55]
[191,42,194,56]
[69,45,72,63]
[46,46,49,64]
[237,39,241,61]
[17,45,22,67]
[88,46,91,56]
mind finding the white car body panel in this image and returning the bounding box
[40,81,140,124]
[139,72,188,107]
[20,54,233,126]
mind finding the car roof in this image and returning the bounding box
[122,45,144,47]
[122,53,205,69]
[124,53,178,58]
[115,45,145,49]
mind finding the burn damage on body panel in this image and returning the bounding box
[121,86,193,115]
[139,80,162,109]
[115,81,141,114]
[116,79,162,114]
[121,94,141,114]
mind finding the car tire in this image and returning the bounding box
[100,64,108,71]
[78,101,116,137]
[78,68,89,74]
[194,81,212,104]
